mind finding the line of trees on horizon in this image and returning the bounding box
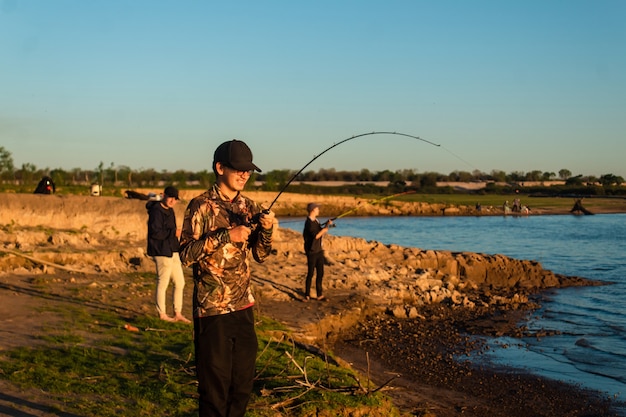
[0,146,624,195]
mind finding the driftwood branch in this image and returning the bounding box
[255,333,289,380]
[254,331,394,413]
[0,247,88,274]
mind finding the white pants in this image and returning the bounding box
[153,253,185,315]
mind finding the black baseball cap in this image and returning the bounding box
[164,186,179,200]
[213,140,261,172]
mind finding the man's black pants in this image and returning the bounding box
[194,308,257,417]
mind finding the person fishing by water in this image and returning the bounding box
[302,202,332,301]
[179,139,275,417]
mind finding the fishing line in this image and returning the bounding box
[439,145,479,172]
[266,131,441,211]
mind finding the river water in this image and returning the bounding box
[280,213,626,405]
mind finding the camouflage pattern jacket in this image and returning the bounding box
[179,184,273,317]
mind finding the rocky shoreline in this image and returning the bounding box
[251,227,623,416]
[1,192,625,416]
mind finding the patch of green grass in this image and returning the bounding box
[0,311,397,417]
[321,192,587,211]
[22,304,197,415]
[401,193,625,211]
[250,316,395,416]
[2,323,197,416]
[404,193,526,207]
[127,271,155,280]
[37,332,84,344]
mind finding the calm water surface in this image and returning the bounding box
[281,213,626,405]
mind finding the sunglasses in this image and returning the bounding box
[222,163,253,176]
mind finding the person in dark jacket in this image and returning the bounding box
[146,186,190,323]
[302,202,332,301]
[34,176,55,194]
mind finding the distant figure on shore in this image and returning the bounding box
[512,198,521,212]
[503,200,511,215]
[302,202,333,301]
[34,176,55,194]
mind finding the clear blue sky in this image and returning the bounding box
[2,0,625,178]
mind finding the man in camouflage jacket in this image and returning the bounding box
[179,139,274,417]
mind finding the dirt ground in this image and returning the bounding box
[1,270,623,417]
[1,192,626,416]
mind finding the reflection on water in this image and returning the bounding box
[281,213,626,403]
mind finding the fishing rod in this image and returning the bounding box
[266,131,440,211]
[321,190,416,227]
[278,190,417,226]
[249,131,439,232]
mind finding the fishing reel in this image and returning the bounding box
[248,209,273,263]
[247,208,271,229]
[321,219,337,228]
